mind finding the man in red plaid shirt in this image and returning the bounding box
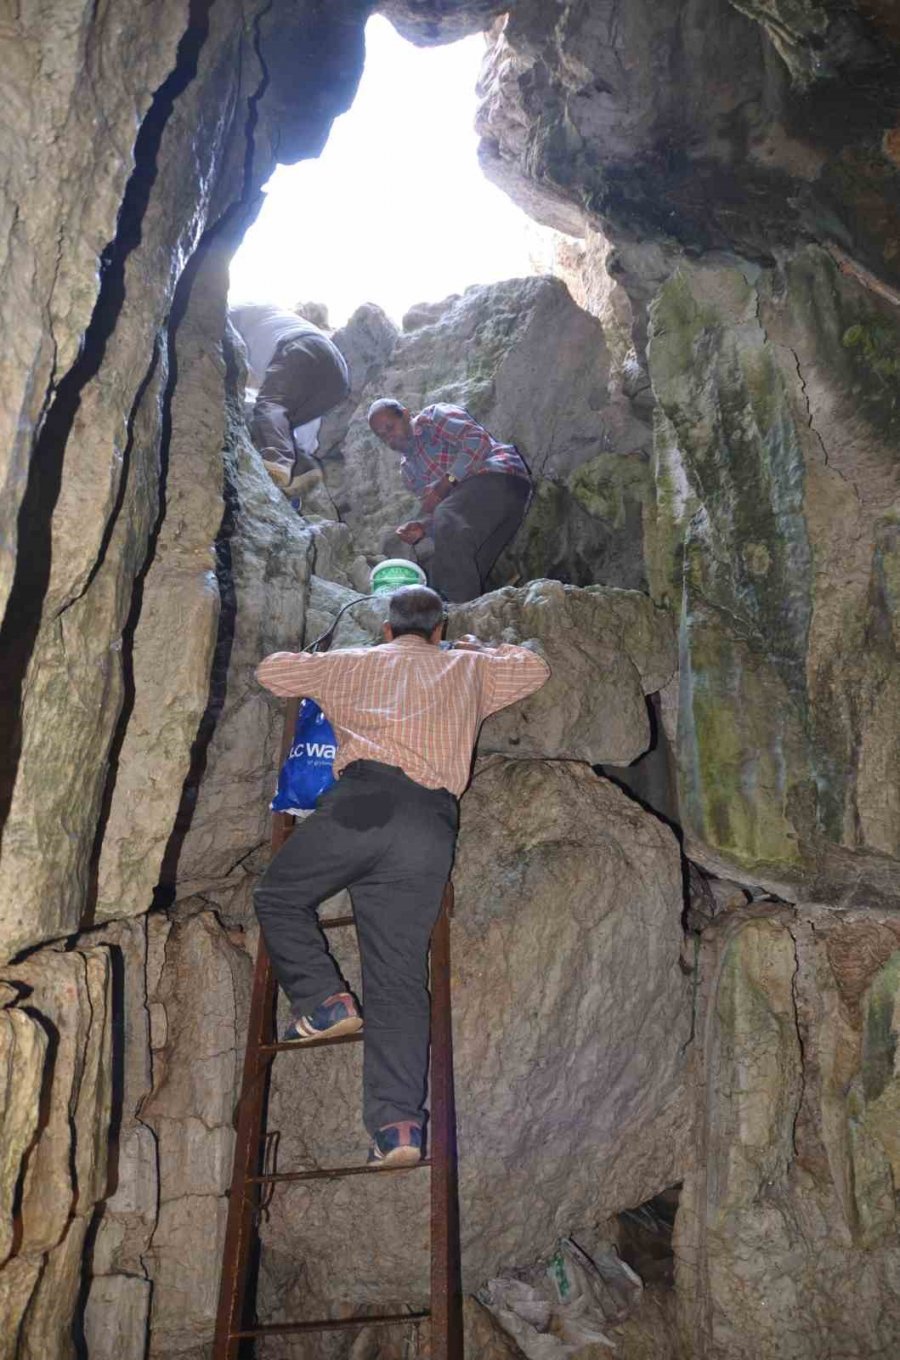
[367,398,531,602]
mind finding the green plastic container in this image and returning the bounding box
[369,558,428,594]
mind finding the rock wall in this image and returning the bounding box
[676,906,900,1359]
[0,0,367,963]
[253,756,691,1337]
[308,274,652,591]
[646,249,900,903]
[0,943,112,1360]
[474,0,900,905]
[477,0,900,285]
[0,0,368,1353]
[1,0,900,1357]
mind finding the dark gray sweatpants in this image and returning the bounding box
[253,761,458,1132]
[430,471,531,603]
[252,331,350,477]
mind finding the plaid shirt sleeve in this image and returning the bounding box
[399,456,427,496]
[431,407,496,481]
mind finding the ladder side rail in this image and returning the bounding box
[429,884,464,1359]
[213,697,299,1360]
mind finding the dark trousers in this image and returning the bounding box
[253,761,458,1132]
[252,333,350,476]
[430,472,531,603]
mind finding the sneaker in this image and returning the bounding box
[285,467,323,497]
[282,991,362,1043]
[263,461,291,489]
[368,1121,423,1168]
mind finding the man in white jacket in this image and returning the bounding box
[230,303,350,489]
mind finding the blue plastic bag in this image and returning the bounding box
[270,699,338,813]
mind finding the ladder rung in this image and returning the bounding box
[230,1310,429,1338]
[248,1158,432,1184]
[259,1031,364,1054]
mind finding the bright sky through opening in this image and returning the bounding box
[228,16,543,327]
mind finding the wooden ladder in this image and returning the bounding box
[213,697,464,1357]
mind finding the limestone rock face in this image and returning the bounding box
[83,1277,152,1360]
[94,249,232,921]
[452,759,691,1283]
[383,0,508,45]
[0,0,368,962]
[320,275,651,589]
[171,425,313,906]
[476,0,900,290]
[402,293,461,331]
[0,1006,47,1269]
[0,0,192,618]
[82,918,157,1360]
[676,908,900,1359]
[3,910,252,1360]
[317,303,400,457]
[0,943,113,1358]
[254,757,690,1328]
[726,0,894,84]
[450,579,677,765]
[0,4,249,958]
[140,910,251,1357]
[646,249,900,902]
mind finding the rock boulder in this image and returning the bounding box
[451,579,677,765]
[253,757,691,1325]
[320,275,650,589]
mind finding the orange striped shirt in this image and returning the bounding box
[256,635,550,796]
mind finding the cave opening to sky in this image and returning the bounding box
[228,14,548,328]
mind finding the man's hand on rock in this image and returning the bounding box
[396,520,426,545]
[451,634,495,653]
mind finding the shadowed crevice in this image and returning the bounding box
[150,329,243,912]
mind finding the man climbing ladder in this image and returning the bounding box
[254,585,549,1163]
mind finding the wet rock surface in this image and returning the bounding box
[646,248,900,903]
[1,0,900,1356]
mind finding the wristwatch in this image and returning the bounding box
[446,473,458,485]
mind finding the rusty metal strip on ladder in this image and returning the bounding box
[213,694,464,1357]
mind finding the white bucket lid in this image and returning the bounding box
[369,559,428,593]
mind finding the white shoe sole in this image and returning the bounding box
[371,1145,422,1169]
[264,462,291,488]
[285,1015,363,1044]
